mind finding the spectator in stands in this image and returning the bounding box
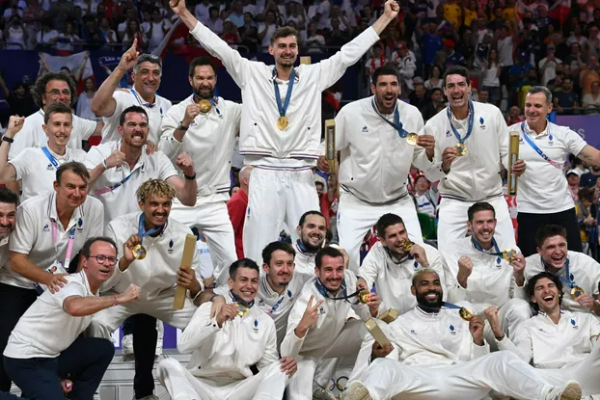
[539,43,562,86]
[121,19,146,51]
[325,17,350,48]
[239,12,259,52]
[0,72,35,118]
[420,87,443,121]
[227,0,245,28]
[81,17,106,50]
[444,39,466,67]
[258,9,278,50]
[582,80,600,114]
[414,174,437,217]
[481,48,501,106]
[55,22,82,54]
[286,1,306,28]
[568,170,581,203]
[194,0,211,23]
[98,17,117,48]
[146,8,172,53]
[205,6,224,35]
[76,77,98,122]
[506,105,523,125]
[419,20,443,75]
[391,42,416,90]
[221,19,242,46]
[580,165,600,188]
[4,15,28,50]
[576,187,597,255]
[477,88,489,103]
[588,25,600,58]
[304,21,325,52]
[409,82,428,110]
[227,166,252,260]
[424,65,443,90]
[365,42,387,77]
[34,19,59,49]
[555,77,580,114]
[117,8,140,36]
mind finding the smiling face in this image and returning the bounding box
[229,266,259,304]
[411,271,443,308]
[315,255,345,292]
[531,277,561,313]
[371,73,400,114]
[0,201,16,238]
[139,193,171,228]
[537,235,568,270]
[297,214,327,252]
[42,79,72,109]
[269,35,298,68]
[132,60,161,99]
[467,210,496,248]
[443,74,471,110]
[263,249,295,288]
[189,64,216,100]
[54,170,88,210]
[44,111,73,148]
[525,92,552,127]
[381,222,410,259]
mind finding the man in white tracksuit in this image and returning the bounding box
[441,202,531,341]
[487,272,600,399]
[525,224,600,315]
[170,0,402,264]
[326,64,445,272]
[280,246,381,400]
[343,269,584,400]
[422,65,525,257]
[291,211,327,277]
[157,258,297,399]
[159,56,241,285]
[359,213,447,315]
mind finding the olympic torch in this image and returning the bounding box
[508,131,520,196]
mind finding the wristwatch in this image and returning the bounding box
[177,124,189,131]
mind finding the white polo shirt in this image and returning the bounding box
[509,121,587,214]
[525,251,600,313]
[159,94,241,198]
[10,146,87,202]
[497,310,600,369]
[4,271,96,359]
[442,236,526,313]
[360,242,447,315]
[3,192,104,289]
[336,97,445,204]
[292,241,318,278]
[100,89,172,145]
[103,212,202,300]
[9,110,96,159]
[0,236,11,278]
[422,101,509,202]
[84,141,178,223]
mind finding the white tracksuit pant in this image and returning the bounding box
[157,358,288,400]
[288,320,364,400]
[169,194,237,286]
[243,166,320,264]
[358,352,556,400]
[437,196,516,257]
[337,192,423,274]
[88,289,196,338]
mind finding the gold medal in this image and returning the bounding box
[502,249,517,263]
[357,289,370,304]
[571,286,585,300]
[406,132,418,146]
[459,307,474,321]
[132,244,147,260]
[455,143,466,156]
[277,116,288,130]
[198,99,211,113]
[236,302,249,317]
[401,239,415,252]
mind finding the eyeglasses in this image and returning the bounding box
[46,89,71,97]
[88,254,118,265]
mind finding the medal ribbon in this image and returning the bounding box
[137,213,165,245]
[230,289,255,309]
[42,147,60,170]
[520,122,563,169]
[371,98,409,138]
[130,88,155,108]
[314,278,363,302]
[542,257,575,288]
[273,67,295,119]
[442,301,463,310]
[471,237,503,264]
[51,219,77,268]
[446,99,474,145]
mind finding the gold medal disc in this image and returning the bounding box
[571,286,585,300]
[357,289,370,304]
[459,307,474,321]
[236,302,249,317]
[455,143,467,156]
[502,249,516,262]
[198,99,211,113]
[401,239,415,252]
[132,244,147,260]
[406,132,418,146]
[277,116,289,130]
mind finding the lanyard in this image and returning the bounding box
[314,278,363,302]
[130,88,155,108]
[51,218,77,267]
[542,257,576,288]
[446,99,474,145]
[520,122,563,169]
[371,98,409,138]
[230,289,255,309]
[42,147,60,170]
[138,213,163,241]
[267,289,293,315]
[94,170,136,195]
[471,237,503,264]
[273,67,295,118]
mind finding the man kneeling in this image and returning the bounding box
[157,258,296,399]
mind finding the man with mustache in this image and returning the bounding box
[8,72,101,160]
[319,65,445,273]
[280,246,381,400]
[92,44,172,145]
[359,213,446,315]
[159,56,241,286]
[525,224,600,315]
[157,258,297,399]
[3,237,140,399]
[442,202,531,342]
[170,0,401,267]
[343,269,584,400]
[423,65,525,257]
[0,162,104,392]
[485,272,600,399]
[293,211,327,276]
[0,104,87,202]
[510,86,600,256]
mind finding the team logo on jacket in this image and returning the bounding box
[362,126,369,133]
[254,319,259,331]
[46,163,54,170]
[445,130,452,137]
[548,134,554,145]
[410,329,417,335]
[570,319,579,329]
[449,325,456,335]
[319,307,326,315]
[168,239,174,253]
[43,223,50,232]
[479,117,485,129]
[77,218,84,231]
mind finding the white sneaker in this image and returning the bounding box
[313,386,337,400]
[342,381,372,400]
[545,381,582,400]
[121,334,133,355]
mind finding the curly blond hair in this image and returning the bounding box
[136,179,176,203]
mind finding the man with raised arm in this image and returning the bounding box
[170,0,400,264]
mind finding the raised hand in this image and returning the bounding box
[117,39,139,73]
